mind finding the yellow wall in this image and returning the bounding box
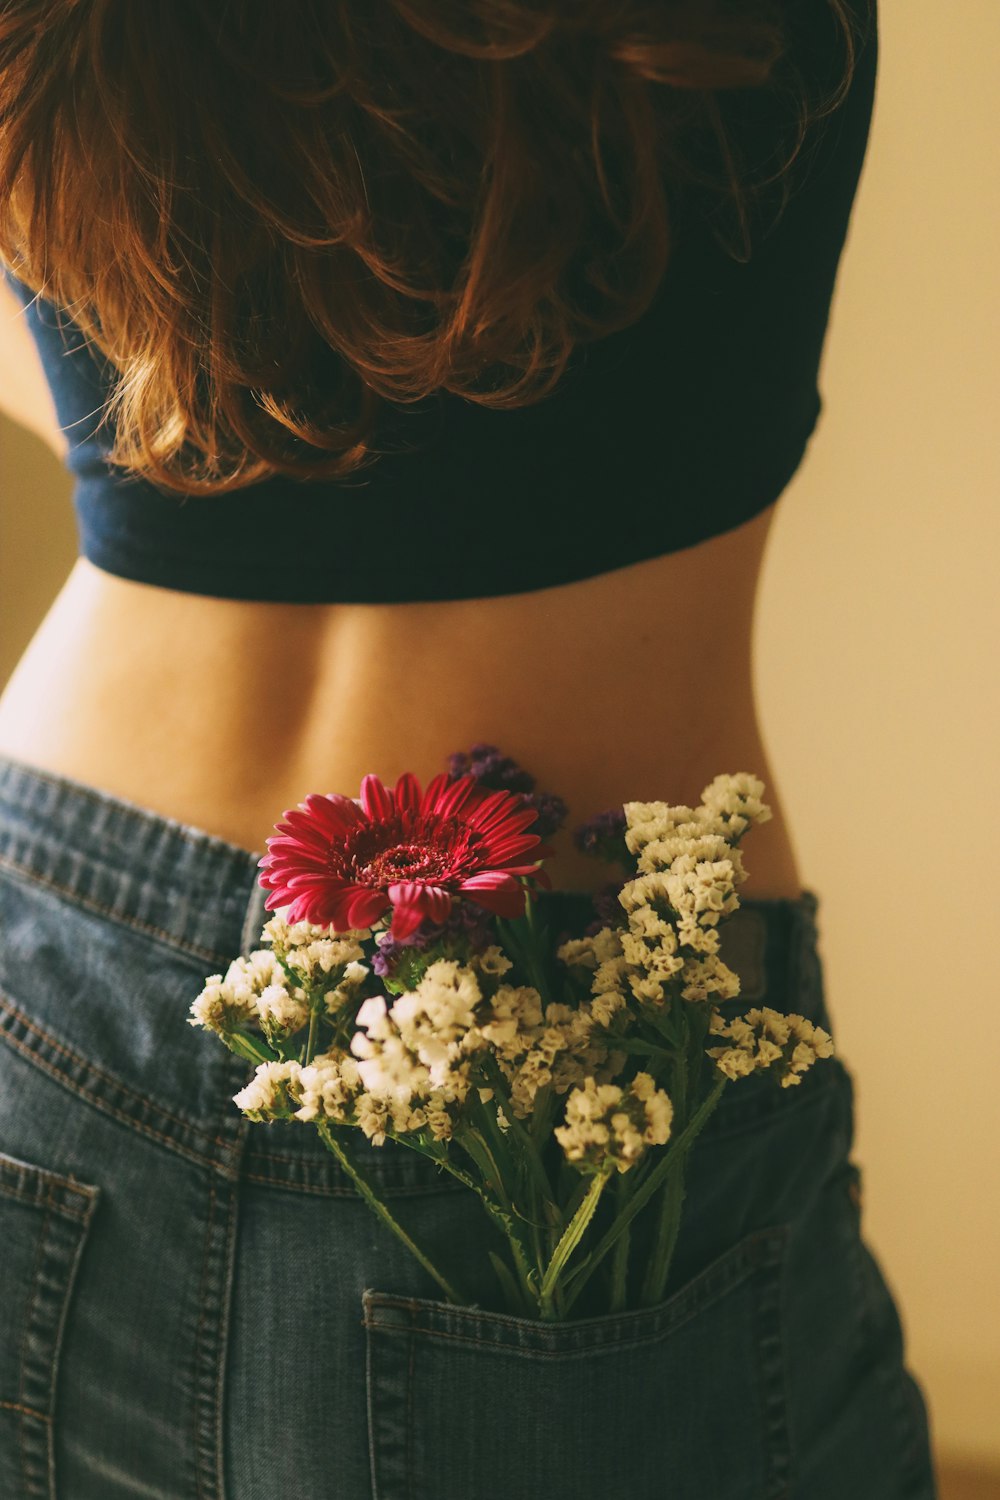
[2,0,999,1473]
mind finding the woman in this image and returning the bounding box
[0,2,937,1497]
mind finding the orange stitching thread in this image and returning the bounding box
[16,1199,51,1491]
[0,1182,91,1224]
[192,1178,217,1500]
[0,1019,223,1172]
[0,851,238,968]
[0,989,233,1151]
[0,1399,50,1422]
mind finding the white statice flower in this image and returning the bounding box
[617,870,674,916]
[679,953,742,1003]
[476,984,628,1120]
[472,944,514,979]
[622,802,698,859]
[706,1005,834,1087]
[660,848,741,926]
[554,1071,673,1174]
[322,959,370,1018]
[621,930,685,983]
[261,909,372,959]
[352,1020,430,1103]
[188,976,258,1035]
[699,772,772,838]
[475,984,545,1060]
[255,981,310,1036]
[628,971,668,1005]
[347,963,486,1138]
[555,935,602,971]
[355,1090,393,1147]
[232,1059,303,1121]
[293,1051,364,1124]
[672,912,723,958]
[589,988,627,1028]
[283,935,367,990]
[189,947,307,1036]
[385,959,486,1089]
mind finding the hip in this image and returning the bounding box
[0,753,937,1498]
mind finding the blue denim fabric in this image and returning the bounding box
[0,753,938,1499]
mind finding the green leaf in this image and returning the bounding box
[225,1030,278,1066]
[539,1168,612,1302]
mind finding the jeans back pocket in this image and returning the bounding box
[0,1150,99,1500]
[363,1224,790,1500]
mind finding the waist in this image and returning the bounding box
[0,506,799,896]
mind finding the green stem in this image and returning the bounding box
[608,1174,633,1312]
[639,1148,688,1306]
[426,1142,540,1314]
[315,1119,469,1306]
[559,1076,728,1317]
[453,1130,540,1308]
[303,994,320,1066]
[538,1166,613,1319]
[479,1054,553,1216]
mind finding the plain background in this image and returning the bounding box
[1,0,998,1490]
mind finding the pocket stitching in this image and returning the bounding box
[0,1153,100,1500]
[363,1224,788,1357]
[365,1224,792,1500]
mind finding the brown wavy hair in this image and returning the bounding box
[0,0,870,497]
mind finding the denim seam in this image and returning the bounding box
[17,1199,50,1500]
[407,1328,417,1494]
[192,1177,218,1500]
[44,1186,99,1500]
[757,1226,792,1499]
[214,1180,241,1500]
[0,1190,91,1226]
[0,1009,229,1175]
[240,1168,466,1198]
[366,1311,379,1500]
[0,852,242,969]
[0,988,234,1157]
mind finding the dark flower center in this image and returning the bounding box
[341,812,482,887]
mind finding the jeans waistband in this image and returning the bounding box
[0,752,831,1191]
[0,753,822,994]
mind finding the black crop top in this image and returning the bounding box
[2,1,876,606]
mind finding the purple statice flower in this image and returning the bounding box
[584,880,627,936]
[572,807,629,865]
[446,742,568,841]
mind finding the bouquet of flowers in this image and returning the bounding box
[188,744,833,1322]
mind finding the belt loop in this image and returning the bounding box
[717,905,768,1002]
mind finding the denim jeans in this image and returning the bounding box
[0,753,938,1499]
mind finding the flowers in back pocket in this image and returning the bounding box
[188,750,835,1323]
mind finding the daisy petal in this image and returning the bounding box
[459,873,526,919]
[359,774,395,822]
[426,773,483,820]
[345,886,391,928]
[385,882,432,941]
[393,772,422,816]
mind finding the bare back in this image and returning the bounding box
[0,489,803,899]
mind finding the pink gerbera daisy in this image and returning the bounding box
[258,771,555,941]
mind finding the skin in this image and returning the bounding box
[0,276,804,898]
